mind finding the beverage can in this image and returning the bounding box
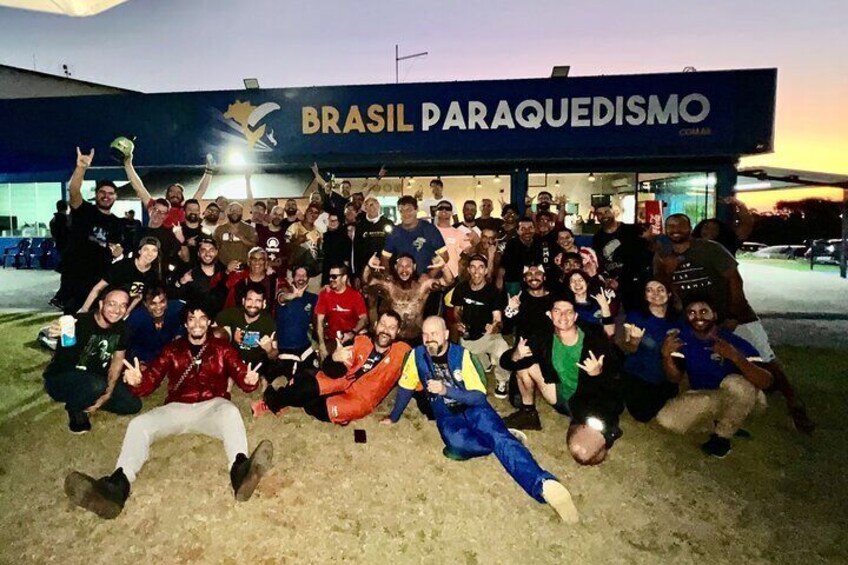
[59,315,76,347]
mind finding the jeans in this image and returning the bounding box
[44,369,142,416]
[437,402,555,503]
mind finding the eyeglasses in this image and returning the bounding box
[437,207,452,212]
[328,274,342,280]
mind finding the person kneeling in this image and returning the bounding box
[656,297,772,458]
[64,301,273,519]
[382,316,579,524]
[263,311,411,424]
[500,296,623,466]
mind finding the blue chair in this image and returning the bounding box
[2,238,32,269]
[30,239,56,269]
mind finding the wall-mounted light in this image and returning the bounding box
[494,175,501,183]
[554,179,560,188]
[588,172,596,183]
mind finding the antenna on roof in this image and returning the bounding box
[62,64,71,78]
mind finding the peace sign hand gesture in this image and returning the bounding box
[76,147,94,169]
[576,350,605,376]
[122,357,143,386]
[245,362,262,386]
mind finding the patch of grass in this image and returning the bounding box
[739,256,842,273]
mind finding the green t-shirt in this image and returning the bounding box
[552,328,584,403]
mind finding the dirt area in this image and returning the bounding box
[1,312,847,564]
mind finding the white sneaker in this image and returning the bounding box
[542,480,579,524]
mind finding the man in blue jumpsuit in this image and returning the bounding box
[381,316,579,523]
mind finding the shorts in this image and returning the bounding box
[733,320,776,363]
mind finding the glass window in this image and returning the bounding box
[528,172,636,233]
[638,172,716,227]
[0,182,63,237]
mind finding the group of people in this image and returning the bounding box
[43,145,812,525]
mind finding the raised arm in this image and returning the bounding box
[123,153,152,207]
[69,147,94,209]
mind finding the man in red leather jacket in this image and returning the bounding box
[64,301,273,519]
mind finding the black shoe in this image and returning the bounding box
[231,439,274,502]
[68,411,91,435]
[502,407,542,431]
[64,468,130,519]
[493,381,509,399]
[701,434,732,458]
[789,404,815,436]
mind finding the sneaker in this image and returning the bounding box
[502,407,542,431]
[701,434,732,458]
[541,480,580,524]
[789,404,815,436]
[508,428,528,447]
[68,411,91,435]
[231,439,274,502]
[494,381,509,399]
[442,446,471,461]
[64,468,130,519]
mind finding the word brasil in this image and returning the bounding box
[302,93,710,134]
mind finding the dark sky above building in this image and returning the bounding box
[0,0,846,173]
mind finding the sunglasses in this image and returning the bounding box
[437,207,452,212]
[328,274,342,280]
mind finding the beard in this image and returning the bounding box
[186,213,200,223]
[538,202,551,212]
[425,341,441,355]
[376,332,393,347]
[227,213,242,223]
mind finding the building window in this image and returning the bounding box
[0,182,63,237]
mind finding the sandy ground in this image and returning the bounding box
[0,311,847,564]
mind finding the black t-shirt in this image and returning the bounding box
[535,232,558,270]
[354,215,394,275]
[591,223,649,281]
[45,312,128,377]
[215,307,276,364]
[500,237,541,283]
[177,263,228,318]
[142,226,182,269]
[452,281,505,340]
[103,257,160,300]
[510,292,556,338]
[66,201,123,278]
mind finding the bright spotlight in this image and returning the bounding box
[225,149,247,167]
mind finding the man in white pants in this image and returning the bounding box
[64,301,273,519]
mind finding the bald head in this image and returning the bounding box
[422,316,449,356]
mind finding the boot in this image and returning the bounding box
[230,439,273,502]
[64,468,130,519]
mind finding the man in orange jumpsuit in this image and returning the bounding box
[263,310,410,425]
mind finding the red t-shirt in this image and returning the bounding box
[315,286,367,340]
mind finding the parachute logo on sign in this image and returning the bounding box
[222,100,281,150]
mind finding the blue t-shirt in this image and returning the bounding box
[383,220,446,274]
[126,300,186,364]
[574,298,602,326]
[275,292,318,350]
[680,325,759,390]
[623,310,681,385]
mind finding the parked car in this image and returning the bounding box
[751,245,807,260]
[740,242,767,253]
[805,239,845,265]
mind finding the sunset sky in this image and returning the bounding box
[1,0,846,180]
